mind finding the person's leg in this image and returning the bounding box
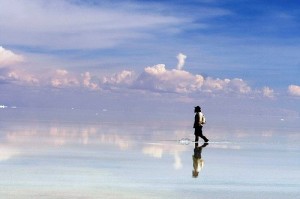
[194,128,199,143]
[200,134,209,142]
[195,136,199,142]
[199,126,209,142]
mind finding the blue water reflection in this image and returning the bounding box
[0,108,299,198]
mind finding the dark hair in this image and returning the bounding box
[194,106,201,112]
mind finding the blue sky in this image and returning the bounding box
[0,0,300,117]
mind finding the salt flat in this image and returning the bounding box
[0,108,299,199]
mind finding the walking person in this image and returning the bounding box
[193,106,209,143]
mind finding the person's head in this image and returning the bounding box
[194,106,201,113]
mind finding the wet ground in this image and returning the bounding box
[0,108,299,198]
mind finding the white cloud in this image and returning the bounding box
[228,78,251,94]
[202,78,251,94]
[7,70,39,85]
[102,70,135,87]
[51,69,79,88]
[176,53,187,70]
[133,63,252,95]
[81,72,100,91]
[134,64,203,93]
[262,86,275,98]
[288,85,300,96]
[0,48,278,99]
[144,64,167,75]
[0,46,24,67]
[202,77,228,92]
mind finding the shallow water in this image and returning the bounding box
[0,108,299,198]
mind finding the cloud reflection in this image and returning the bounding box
[1,121,297,166]
[142,145,163,158]
[99,134,131,150]
[1,122,190,173]
[0,144,20,161]
[142,144,186,170]
[2,124,135,160]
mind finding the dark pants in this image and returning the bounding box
[194,126,209,142]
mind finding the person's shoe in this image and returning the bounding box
[202,143,208,147]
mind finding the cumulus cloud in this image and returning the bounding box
[133,63,252,95]
[47,70,101,90]
[262,86,275,98]
[51,69,79,88]
[288,85,300,96]
[0,46,24,67]
[176,53,187,70]
[202,77,251,94]
[7,70,39,85]
[0,48,275,99]
[133,64,203,93]
[102,70,135,88]
[144,64,167,75]
[81,72,100,91]
[0,68,38,86]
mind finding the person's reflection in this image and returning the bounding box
[192,142,208,178]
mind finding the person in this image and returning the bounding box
[193,106,209,143]
[192,142,208,178]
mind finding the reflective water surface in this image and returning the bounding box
[0,108,299,199]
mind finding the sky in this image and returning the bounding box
[0,0,300,118]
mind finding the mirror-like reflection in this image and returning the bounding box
[0,109,300,199]
[192,142,208,178]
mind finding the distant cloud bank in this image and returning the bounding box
[0,47,287,99]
